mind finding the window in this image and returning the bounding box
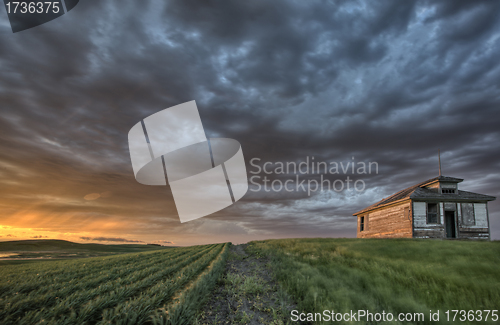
[427,203,439,224]
[404,207,410,220]
[461,203,475,226]
[442,188,456,194]
[360,216,365,231]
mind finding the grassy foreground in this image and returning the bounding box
[248,238,500,325]
[0,243,229,324]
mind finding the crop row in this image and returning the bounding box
[0,245,199,300]
[0,247,174,284]
[0,247,182,292]
[98,242,230,325]
[151,242,230,325]
[17,244,225,325]
[0,244,220,324]
[1,245,214,322]
[0,246,205,307]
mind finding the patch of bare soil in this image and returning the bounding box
[195,244,300,325]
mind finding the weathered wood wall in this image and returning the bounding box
[441,183,457,189]
[457,202,489,240]
[413,201,489,240]
[413,201,444,238]
[357,201,412,238]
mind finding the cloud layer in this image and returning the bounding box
[0,0,499,244]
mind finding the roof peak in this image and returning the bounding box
[353,175,494,216]
[421,175,464,186]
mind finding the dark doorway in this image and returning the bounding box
[445,211,456,238]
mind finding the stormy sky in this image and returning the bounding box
[0,0,499,245]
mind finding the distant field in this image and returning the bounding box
[0,243,229,324]
[0,239,172,265]
[249,238,500,325]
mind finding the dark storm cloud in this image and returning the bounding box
[0,0,499,242]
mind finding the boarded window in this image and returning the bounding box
[427,203,439,224]
[461,203,475,226]
[360,216,365,231]
[404,207,410,220]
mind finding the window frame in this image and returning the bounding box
[426,202,440,224]
[360,216,365,232]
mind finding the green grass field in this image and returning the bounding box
[1,238,498,325]
[0,243,229,324]
[248,238,500,325]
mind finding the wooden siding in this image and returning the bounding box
[444,202,456,211]
[458,228,489,240]
[441,183,457,189]
[439,202,444,224]
[413,201,490,240]
[357,201,412,238]
[413,201,445,239]
[474,203,488,227]
[456,203,489,240]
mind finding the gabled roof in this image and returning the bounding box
[353,176,496,216]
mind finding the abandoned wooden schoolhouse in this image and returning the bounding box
[353,175,496,240]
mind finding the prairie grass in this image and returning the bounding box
[249,238,500,325]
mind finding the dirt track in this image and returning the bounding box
[195,244,299,325]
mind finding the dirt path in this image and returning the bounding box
[195,244,299,325]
